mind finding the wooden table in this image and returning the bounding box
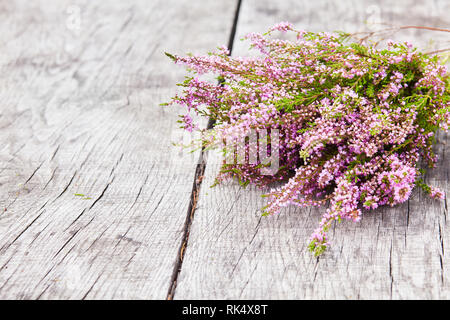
[0,0,448,299]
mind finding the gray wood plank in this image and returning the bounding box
[0,0,237,299]
[175,0,450,299]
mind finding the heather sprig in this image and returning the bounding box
[165,22,449,256]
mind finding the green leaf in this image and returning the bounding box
[366,83,375,98]
[164,52,177,61]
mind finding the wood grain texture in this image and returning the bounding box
[0,0,237,299]
[175,0,450,299]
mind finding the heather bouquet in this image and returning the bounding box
[164,22,449,256]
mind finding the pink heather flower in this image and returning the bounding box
[269,21,293,32]
[393,185,412,203]
[167,22,449,256]
[430,186,445,200]
[296,30,306,39]
[183,114,194,132]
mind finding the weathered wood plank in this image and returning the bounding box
[175,0,450,299]
[0,0,237,299]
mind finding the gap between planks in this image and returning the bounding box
[166,0,243,300]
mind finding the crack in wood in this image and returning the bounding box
[43,166,58,190]
[65,209,87,231]
[229,214,261,277]
[89,177,114,210]
[53,229,80,259]
[24,161,44,185]
[389,240,394,299]
[313,256,320,282]
[3,209,47,252]
[50,145,60,161]
[438,220,445,284]
[54,170,78,201]
[129,173,149,211]
[166,0,242,300]
[81,273,102,300]
[166,155,207,300]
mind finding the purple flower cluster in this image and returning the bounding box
[165,23,449,255]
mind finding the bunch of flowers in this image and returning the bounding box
[164,22,449,255]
